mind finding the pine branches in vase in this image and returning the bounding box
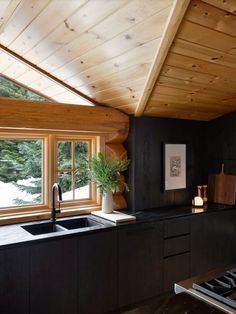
[89,152,130,213]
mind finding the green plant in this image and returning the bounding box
[89,152,130,194]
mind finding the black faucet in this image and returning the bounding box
[51,183,62,223]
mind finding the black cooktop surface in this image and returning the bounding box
[193,268,236,310]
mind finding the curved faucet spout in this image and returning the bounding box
[51,183,62,223]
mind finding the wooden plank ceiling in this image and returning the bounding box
[0,0,173,109]
[142,0,236,121]
[0,0,236,121]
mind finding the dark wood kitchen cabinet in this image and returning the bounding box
[29,238,77,314]
[163,217,191,291]
[118,222,163,308]
[191,209,236,276]
[77,230,117,313]
[0,246,29,314]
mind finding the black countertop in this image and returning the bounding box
[0,203,235,249]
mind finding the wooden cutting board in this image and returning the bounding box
[208,164,236,205]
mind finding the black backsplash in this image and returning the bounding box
[126,116,208,211]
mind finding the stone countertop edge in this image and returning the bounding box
[0,203,235,249]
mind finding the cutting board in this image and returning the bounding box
[208,164,236,205]
[92,210,136,223]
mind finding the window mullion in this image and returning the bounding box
[72,141,75,201]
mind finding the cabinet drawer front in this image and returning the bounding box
[164,235,190,257]
[163,252,190,291]
[164,217,190,238]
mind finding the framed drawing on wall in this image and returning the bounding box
[164,143,186,190]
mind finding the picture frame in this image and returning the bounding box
[164,143,186,190]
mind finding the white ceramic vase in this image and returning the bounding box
[102,190,113,214]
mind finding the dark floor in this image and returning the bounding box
[121,292,224,314]
[120,293,174,314]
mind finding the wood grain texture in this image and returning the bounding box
[135,0,190,116]
[126,116,207,210]
[0,97,129,210]
[0,0,174,115]
[113,193,127,210]
[0,97,129,134]
[145,0,236,121]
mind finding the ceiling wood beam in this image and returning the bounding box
[0,44,101,106]
[134,0,190,117]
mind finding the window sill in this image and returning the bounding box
[0,205,101,226]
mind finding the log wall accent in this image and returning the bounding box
[0,97,129,210]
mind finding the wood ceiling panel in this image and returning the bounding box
[162,65,216,84]
[29,76,58,92]
[171,39,236,69]
[2,60,29,78]
[158,75,236,95]
[37,0,172,73]
[0,0,175,114]
[152,87,236,109]
[39,84,67,97]
[178,20,236,55]
[102,92,141,107]
[0,51,14,72]
[145,107,221,121]
[154,85,236,101]
[23,0,129,64]
[2,0,236,120]
[0,0,50,46]
[165,53,236,84]
[0,0,175,113]
[145,0,236,121]
[185,0,236,37]
[147,100,231,115]
[41,7,169,78]
[115,104,138,115]
[92,77,146,102]
[7,0,87,54]
[40,9,170,93]
[16,69,47,85]
[77,63,151,94]
[55,38,160,85]
[201,0,236,14]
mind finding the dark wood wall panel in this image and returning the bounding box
[207,111,236,175]
[126,116,207,210]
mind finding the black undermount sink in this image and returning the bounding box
[57,217,102,230]
[22,222,67,236]
[22,217,103,235]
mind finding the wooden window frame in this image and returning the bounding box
[0,130,101,224]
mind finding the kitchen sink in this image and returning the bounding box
[57,217,103,230]
[21,217,103,235]
[22,222,67,235]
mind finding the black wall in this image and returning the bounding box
[126,116,208,211]
[207,111,236,175]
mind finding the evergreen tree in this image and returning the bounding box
[0,77,88,205]
[0,76,48,101]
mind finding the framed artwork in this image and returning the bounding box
[164,143,186,190]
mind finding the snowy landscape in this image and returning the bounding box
[0,179,89,207]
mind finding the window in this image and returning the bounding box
[0,132,99,218]
[57,140,90,201]
[0,137,44,208]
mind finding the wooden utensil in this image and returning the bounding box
[208,164,236,205]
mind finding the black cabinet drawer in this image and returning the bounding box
[163,252,190,292]
[164,235,190,257]
[118,222,163,307]
[164,217,190,238]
